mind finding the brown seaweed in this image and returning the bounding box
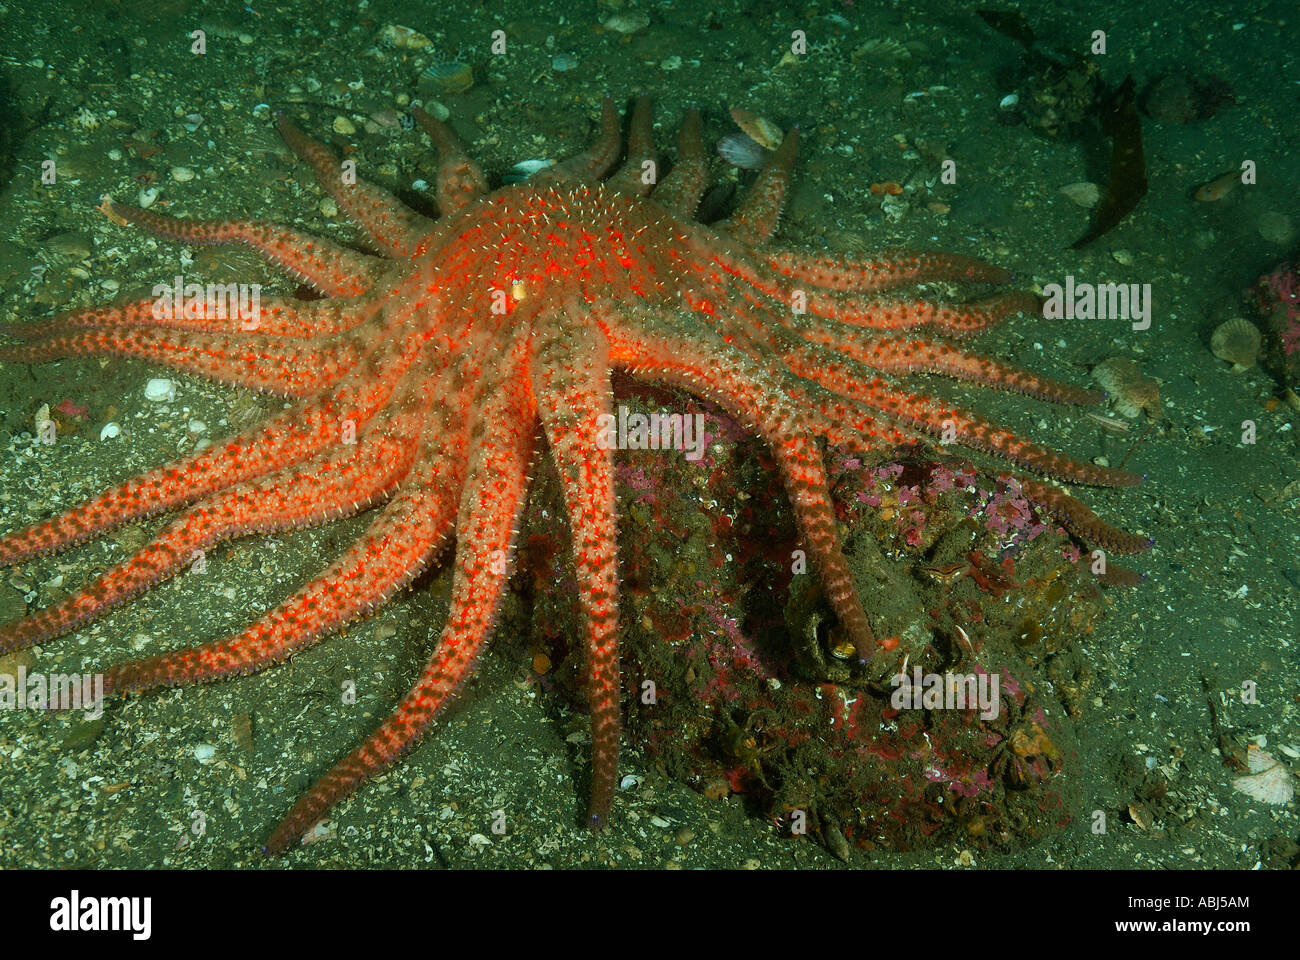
[1071,75,1148,249]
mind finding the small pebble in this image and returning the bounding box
[419,99,449,121]
[144,378,175,402]
[170,166,195,182]
[332,115,356,135]
[193,743,216,762]
[601,11,649,33]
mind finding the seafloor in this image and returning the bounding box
[0,0,1296,868]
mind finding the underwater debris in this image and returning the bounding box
[978,9,1103,138]
[977,11,1147,245]
[1071,76,1148,249]
[1091,357,1162,420]
[1139,69,1236,125]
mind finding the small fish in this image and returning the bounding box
[1194,170,1239,202]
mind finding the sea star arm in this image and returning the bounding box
[696,237,1006,298]
[761,249,1014,292]
[0,326,358,398]
[717,128,799,245]
[780,380,916,453]
[1,290,364,339]
[649,107,706,217]
[533,96,621,187]
[531,313,622,827]
[101,409,467,700]
[412,106,489,215]
[797,290,1039,339]
[712,286,1126,484]
[769,363,1147,553]
[609,310,877,659]
[784,382,1148,554]
[0,405,423,652]
[98,196,386,298]
[697,247,1035,338]
[852,383,1140,487]
[720,287,1100,406]
[275,112,435,259]
[607,96,657,198]
[1015,477,1152,554]
[770,340,1138,487]
[263,366,535,853]
[0,374,404,566]
[801,334,1103,405]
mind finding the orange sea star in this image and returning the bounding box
[0,96,1148,852]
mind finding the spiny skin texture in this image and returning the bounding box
[0,97,1149,853]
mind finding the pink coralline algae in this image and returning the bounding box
[977,477,1050,546]
[829,453,1068,558]
[1255,257,1300,363]
[614,462,659,505]
[924,763,997,798]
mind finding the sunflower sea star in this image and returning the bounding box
[0,96,1148,853]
